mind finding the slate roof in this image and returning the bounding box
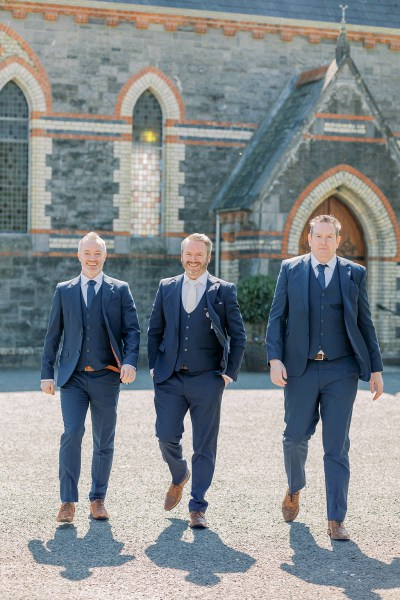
[211,67,328,211]
[95,1,400,29]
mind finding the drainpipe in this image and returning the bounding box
[215,211,220,278]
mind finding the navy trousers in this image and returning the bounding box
[283,356,359,521]
[154,370,225,512]
[59,369,120,502]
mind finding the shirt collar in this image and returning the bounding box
[183,270,209,286]
[81,272,104,286]
[310,254,337,271]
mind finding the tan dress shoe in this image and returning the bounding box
[164,470,191,511]
[327,520,350,540]
[189,511,208,529]
[56,502,75,523]
[282,489,300,522]
[90,499,110,520]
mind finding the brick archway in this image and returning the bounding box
[298,196,366,265]
[113,67,186,235]
[284,165,399,260]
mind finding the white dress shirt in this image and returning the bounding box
[181,270,208,309]
[81,272,103,305]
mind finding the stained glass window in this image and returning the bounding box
[132,90,163,236]
[0,81,29,232]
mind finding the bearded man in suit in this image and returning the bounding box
[41,231,140,523]
[266,214,383,540]
[148,233,246,529]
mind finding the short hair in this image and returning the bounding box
[78,231,107,253]
[181,233,213,257]
[309,214,341,237]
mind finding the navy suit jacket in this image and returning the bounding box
[266,254,383,382]
[147,273,246,384]
[41,274,140,387]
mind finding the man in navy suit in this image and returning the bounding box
[148,233,246,529]
[266,215,383,540]
[41,232,140,523]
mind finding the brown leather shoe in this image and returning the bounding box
[282,489,300,522]
[164,470,191,511]
[189,511,208,529]
[90,499,110,520]
[56,502,75,523]
[327,520,350,540]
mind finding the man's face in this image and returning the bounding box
[308,222,340,263]
[78,239,107,279]
[181,240,210,280]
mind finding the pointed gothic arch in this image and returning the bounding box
[115,66,184,121]
[283,165,399,259]
[282,164,400,352]
[0,57,53,231]
[113,67,185,235]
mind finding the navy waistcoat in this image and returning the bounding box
[75,285,117,371]
[175,292,222,372]
[308,265,353,360]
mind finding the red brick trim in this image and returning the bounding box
[219,252,400,262]
[0,26,52,111]
[2,3,400,49]
[164,135,246,147]
[115,66,185,120]
[166,119,257,128]
[282,164,400,257]
[30,229,130,236]
[31,130,132,142]
[315,113,375,121]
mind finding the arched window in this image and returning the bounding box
[131,90,163,235]
[0,81,29,232]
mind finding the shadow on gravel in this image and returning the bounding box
[146,517,256,586]
[28,519,134,580]
[281,522,400,599]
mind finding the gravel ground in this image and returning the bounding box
[0,370,400,600]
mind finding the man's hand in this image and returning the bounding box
[221,374,233,386]
[370,371,384,401]
[269,359,287,387]
[41,380,55,395]
[120,364,136,385]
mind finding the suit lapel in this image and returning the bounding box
[337,257,352,312]
[170,274,184,332]
[102,275,115,313]
[206,275,223,329]
[301,255,311,314]
[68,276,83,325]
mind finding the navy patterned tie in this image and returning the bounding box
[87,280,96,307]
[317,264,327,290]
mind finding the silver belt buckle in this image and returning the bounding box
[315,352,325,361]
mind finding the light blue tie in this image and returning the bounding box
[87,280,96,307]
[317,264,327,290]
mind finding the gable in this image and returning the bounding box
[213,52,400,213]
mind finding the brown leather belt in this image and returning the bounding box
[314,352,328,361]
[83,365,120,373]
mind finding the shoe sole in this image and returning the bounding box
[282,509,299,523]
[189,522,208,529]
[327,531,350,541]
[164,471,191,511]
